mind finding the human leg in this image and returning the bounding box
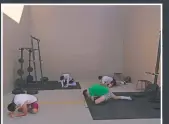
[94,92,132,104]
[69,79,74,84]
[108,79,117,88]
[64,80,68,87]
[110,92,132,100]
[17,104,31,113]
[61,80,64,87]
[94,96,106,104]
[17,108,23,112]
[68,79,76,86]
[83,89,97,102]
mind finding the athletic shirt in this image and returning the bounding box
[88,84,109,97]
[62,74,73,82]
[101,76,113,84]
[13,94,37,106]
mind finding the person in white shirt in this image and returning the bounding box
[98,76,117,88]
[60,73,76,87]
[7,94,39,118]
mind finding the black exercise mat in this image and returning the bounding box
[84,92,160,120]
[20,81,81,90]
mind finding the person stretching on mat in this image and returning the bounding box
[7,94,39,118]
[83,84,132,104]
[98,76,117,88]
[60,73,76,88]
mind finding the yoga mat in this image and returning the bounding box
[84,92,160,120]
[20,81,81,90]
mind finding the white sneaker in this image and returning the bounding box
[121,81,126,85]
[128,97,132,100]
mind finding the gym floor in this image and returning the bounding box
[3,82,160,124]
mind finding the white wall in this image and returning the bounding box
[3,6,30,94]
[3,5,161,94]
[123,5,161,84]
[29,6,125,82]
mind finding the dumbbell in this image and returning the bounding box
[17,69,24,76]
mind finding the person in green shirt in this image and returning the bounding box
[83,84,132,104]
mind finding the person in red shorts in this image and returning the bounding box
[7,94,39,118]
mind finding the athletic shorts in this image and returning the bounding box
[104,92,116,101]
[30,102,39,109]
[30,97,39,109]
[87,89,115,101]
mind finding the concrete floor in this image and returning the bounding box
[3,82,161,124]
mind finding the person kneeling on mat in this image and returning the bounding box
[83,84,132,104]
[7,94,39,118]
[60,73,76,88]
[98,76,117,88]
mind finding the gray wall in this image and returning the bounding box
[29,6,125,82]
[123,5,161,85]
[3,6,30,94]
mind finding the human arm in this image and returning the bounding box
[100,82,107,86]
[100,81,109,87]
[66,77,70,85]
[14,103,28,117]
[100,77,109,86]
[8,112,15,118]
[61,80,64,87]
[10,103,28,117]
